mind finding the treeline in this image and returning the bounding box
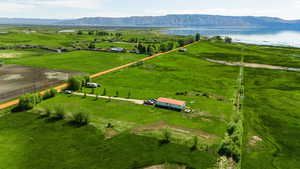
[13,88,57,112]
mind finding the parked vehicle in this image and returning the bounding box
[63,90,72,94]
[144,99,157,105]
[86,82,101,88]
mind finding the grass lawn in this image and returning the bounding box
[242,68,300,169]
[0,112,217,169]
[187,41,300,68]
[6,51,147,74]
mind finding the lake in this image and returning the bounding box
[163,27,300,48]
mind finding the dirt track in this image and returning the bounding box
[0,43,195,110]
[204,58,300,72]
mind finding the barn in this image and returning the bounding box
[155,97,186,111]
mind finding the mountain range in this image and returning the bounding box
[0,14,300,28]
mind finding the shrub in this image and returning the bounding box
[43,88,57,100]
[52,106,65,120]
[160,129,171,144]
[15,93,42,111]
[191,136,199,151]
[67,76,82,91]
[71,111,90,126]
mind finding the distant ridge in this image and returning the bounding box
[0,14,300,28]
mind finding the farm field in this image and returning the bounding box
[242,68,300,169]
[5,51,147,74]
[188,41,300,68]
[95,41,137,50]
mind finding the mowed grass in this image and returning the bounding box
[0,112,217,169]
[242,68,300,169]
[187,41,300,68]
[6,51,146,73]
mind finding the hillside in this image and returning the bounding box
[0,14,300,28]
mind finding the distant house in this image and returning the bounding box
[110,47,125,52]
[179,48,188,52]
[155,97,186,111]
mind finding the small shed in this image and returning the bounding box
[155,97,186,111]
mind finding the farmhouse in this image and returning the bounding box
[155,97,186,111]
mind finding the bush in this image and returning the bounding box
[52,106,65,120]
[71,111,90,126]
[67,76,82,91]
[15,93,42,111]
[160,129,171,144]
[43,88,57,100]
[191,136,199,151]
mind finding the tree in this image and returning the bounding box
[68,77,81,91]
[160,44,167,52]
[191,136,199,150]
[88,42,95,49]
[127,91,131,98]
[77,30,83,35]
[225,37,232,44]
[115,90,119,97]
[16,93,41,111]
[195,33,201,41]
[102,88,107,96]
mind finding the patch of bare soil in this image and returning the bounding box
[142,164,186,169]
[131,121,216,139]
[104,128,119,139]
[44,72,69,81]
[1,74,23,81]
[0,53,20,58]
[249,136,262,146]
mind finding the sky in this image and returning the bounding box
[0,0,299,20]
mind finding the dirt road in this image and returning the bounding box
[204,58,300,72]
[0,43,195,110]
[73,92,144,104]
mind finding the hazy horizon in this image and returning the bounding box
[0,0,299,20]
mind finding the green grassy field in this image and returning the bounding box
[0,112,217,169]
[0,48,52,59]
[188,41,300,68]
[95,41,137,50]
[242,68,300,169]
[6,50,146,73]
[93,42,239,121]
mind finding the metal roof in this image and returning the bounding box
[156,97,186,106]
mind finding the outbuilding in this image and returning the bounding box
[155,97,186,111]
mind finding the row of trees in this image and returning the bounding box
[14,88,58,112]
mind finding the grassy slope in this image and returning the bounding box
[6,51,146,74]
[188,41,300,68]
[242,69,300,169]
[0,112,217,169]
[37,94,226,138]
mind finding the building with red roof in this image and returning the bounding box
[155,97,186,111]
